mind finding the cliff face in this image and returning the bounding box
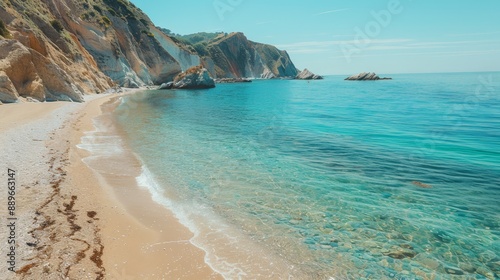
[0,0,114,102]
[150,27,200,72]
[0,0,187,102]
[200,32,298,79]
[0,0,302,103]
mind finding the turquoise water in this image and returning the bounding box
[114,73,500,279]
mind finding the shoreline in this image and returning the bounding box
[0,92,222,279]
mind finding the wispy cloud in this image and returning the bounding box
[331,49,500,59]
[277,38,412,50]
[277,39,411,55]
[277,38,500,55]
[408,39,500,47]
[332,34,358,38]
[447,31,500,37]
[314,8,349,16]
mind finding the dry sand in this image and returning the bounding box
[0,93,223,279]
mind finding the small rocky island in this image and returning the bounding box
[296,68,323,80]
[345,72,392,81]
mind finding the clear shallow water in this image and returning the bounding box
[114,73,500,279]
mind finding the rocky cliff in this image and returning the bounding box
[197,32,299,79]
[0,0,306,103]
[0,0,194,102]
[0,0,115,102]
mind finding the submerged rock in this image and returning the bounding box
[345,72,392,81]
[412,181,432,188]
[296,68,323,80]
[173,65,215,89]
[383,246,417,259]
[445,267,465,275]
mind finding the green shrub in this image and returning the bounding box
[101,16,111,27]
[93,5,102,13]
[175,32,222,45]
[193,42,208,56]
[140,18,148,26]
[50,19,64,32]
[157,27,171,35]
[141,30,154,38]
[0,19,10,38]
[103,0,134,18]
[107,8,117,17]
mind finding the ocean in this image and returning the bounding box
[109,73,499,279]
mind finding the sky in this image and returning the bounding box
[129,0,500,75]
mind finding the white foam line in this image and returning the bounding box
[135,161,242,279]
[77,96,242,279]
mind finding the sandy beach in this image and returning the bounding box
[0,93,222,279]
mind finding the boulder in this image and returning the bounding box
[345,72,391,81]
[0,39,84,102]
[0,70,19,103]
[173,66,215,89]
[158,82,174,90]
[25,96,41,103]
[296,68,323,80]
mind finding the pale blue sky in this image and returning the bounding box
[130,0,500,75]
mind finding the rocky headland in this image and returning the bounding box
[192,32,299,79]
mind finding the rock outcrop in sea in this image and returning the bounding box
[296,68,323,80]
[172,66,215,89]
[345,72,392,81]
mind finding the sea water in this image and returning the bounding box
[113,73,500,279]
